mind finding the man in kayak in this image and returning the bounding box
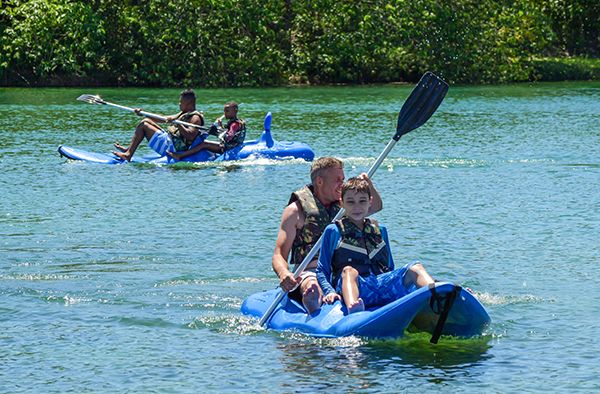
[272,157,382,313]
[317,177,435,313]
[167,101,246,160]
[113,89,205,161]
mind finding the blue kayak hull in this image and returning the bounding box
[241,282,490,339]
[58,112,314,164]
[58,135,314,164]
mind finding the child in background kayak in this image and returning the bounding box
[316,177,436,313]
[167,101,246,160]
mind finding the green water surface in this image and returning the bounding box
[1,81,599,392]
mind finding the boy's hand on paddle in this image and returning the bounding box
[208,124,219,136]
[323,293,341,304]
[356,172,373,185]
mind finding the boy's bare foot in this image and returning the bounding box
[348,298,365,314]
[113,142,128,152]
[302,282,322,314]
[112,150,132,161]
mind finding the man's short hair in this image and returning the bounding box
[180,89,196,101]
[342,177,371,199]
[310,157,343,184]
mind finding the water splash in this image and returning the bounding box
[476,292,548,306]
[188,313,264,336]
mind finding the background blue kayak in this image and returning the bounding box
[58,112,315,164]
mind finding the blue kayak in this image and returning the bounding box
[58,112,314,164]
[241,282,490,339]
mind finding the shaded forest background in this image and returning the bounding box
[1,0,598,87]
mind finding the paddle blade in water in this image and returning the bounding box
[395,72,449,140]
[77,94,106,105]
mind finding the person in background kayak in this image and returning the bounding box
[113,89,205,161]
[317,177,435,314]
[167,101,246,160]
[272,157,383,314]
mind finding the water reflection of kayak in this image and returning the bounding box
[58,112,315,164]
[242,282,491,340]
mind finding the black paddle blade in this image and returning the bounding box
[395,72,448,141]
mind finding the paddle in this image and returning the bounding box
[76,94,209,132]
[258,71,449,327]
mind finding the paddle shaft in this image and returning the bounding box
[96,99,208,131]
[258,137,399,326]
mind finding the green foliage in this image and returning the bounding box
[0,0,106,85]
[0,0,598,86]
[535,0,600,57]
[395,0,558,83]
[290,1,414,84]
[528,57,600,80]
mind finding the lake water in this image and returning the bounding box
[1,81,599,392]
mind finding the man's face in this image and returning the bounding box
[316,166,344,204]
[179,97,194,112]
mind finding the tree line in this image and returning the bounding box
[1,0,598,87]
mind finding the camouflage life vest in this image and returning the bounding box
[331,217,390,289]
[219,117,246,151]
[167,110,205,152]
[289,185,341,268]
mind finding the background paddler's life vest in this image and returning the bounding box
[167,110,205,152]
[289,185,341,268]
[218,117,246,151]
[331,217,390,288]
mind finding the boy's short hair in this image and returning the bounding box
[341,177,371,199]
[180,89,196,101]
[310,157,343,184]
[225,101,238,110]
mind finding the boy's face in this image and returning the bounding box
[224,105,237,119]
[342,189,371,222]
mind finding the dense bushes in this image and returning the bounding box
[0,1,106,85]
[529,57,600,81]
[0,0,598,86]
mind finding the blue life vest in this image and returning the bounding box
[331,217,390,289]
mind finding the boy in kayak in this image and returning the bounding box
[316,177,435,313]
[272,157,382,313]
[167,101,246,160]
[113,89,205,161]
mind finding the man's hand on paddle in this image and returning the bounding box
[278,270,301,292]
